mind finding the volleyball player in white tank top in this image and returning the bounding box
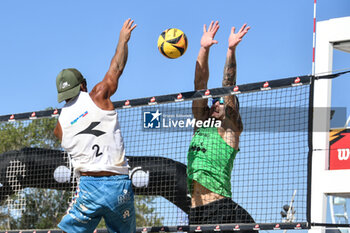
[54,19,137,233]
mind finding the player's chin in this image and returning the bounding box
[210,112,223,120]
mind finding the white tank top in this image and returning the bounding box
[59,91,128,176]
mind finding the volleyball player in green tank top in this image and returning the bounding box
[187,21,255,230]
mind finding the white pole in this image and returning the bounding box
[312,0,317,75]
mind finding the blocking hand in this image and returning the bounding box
[200,21,220,49]
[228,23,250,49]
[119,18,137,43]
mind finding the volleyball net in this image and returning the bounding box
[0,72,348,232]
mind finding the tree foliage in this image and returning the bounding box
[0,117,59,154]
[0,116,67,230]
[8,188,71,229]
[135,196,164,227]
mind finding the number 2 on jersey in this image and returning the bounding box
[92,144,103,157]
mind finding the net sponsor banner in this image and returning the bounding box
[329,128,350,170]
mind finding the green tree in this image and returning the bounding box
[8,188,71,229]
[135,196,163,227]
[0,209,15,229]
[0,116,68,230]
[0,117,59,154]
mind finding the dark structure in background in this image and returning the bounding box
[0,148,190,214]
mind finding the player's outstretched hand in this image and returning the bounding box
[200,21,220,49]
[228,23,250,50]
[120,18,137,43]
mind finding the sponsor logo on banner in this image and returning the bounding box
[292,77,303,86]
[123,100,131,108]
[29,112,37,120]
[214,225,221,231]
[253,224,260,230]
[51,109,59,117]
[337,148,350,160]
[148,97,157,105]
[274,224,281,230]
[261,82,271,91]
[234,225,240,231]
[231,86,241,94]
[195,226,202,232]
[203,89,212,98]
[175,93,184,102]
[8,114,15,122]
[329,128,350,170]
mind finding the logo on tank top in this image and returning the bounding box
[76,122,106,137]
[71,111,88,125]
[190,145,207,153]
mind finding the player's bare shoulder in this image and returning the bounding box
[89,81,114,111]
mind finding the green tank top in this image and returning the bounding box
[187,127,239,198]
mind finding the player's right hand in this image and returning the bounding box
[119,18,137,43]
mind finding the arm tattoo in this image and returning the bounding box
[222,54,237,87]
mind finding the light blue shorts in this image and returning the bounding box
[58,175,136,233]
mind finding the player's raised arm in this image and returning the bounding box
[223,24,249,132]
[90,19,137,107]
[194,21,219,91]
[192,21,220,122]
[222,24,249,87]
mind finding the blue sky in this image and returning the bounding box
[0,0,349,117]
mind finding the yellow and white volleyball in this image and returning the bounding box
[157,28,188,59]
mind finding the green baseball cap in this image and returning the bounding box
[56,68,84,103]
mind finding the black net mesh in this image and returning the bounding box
[0,82,311,231]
